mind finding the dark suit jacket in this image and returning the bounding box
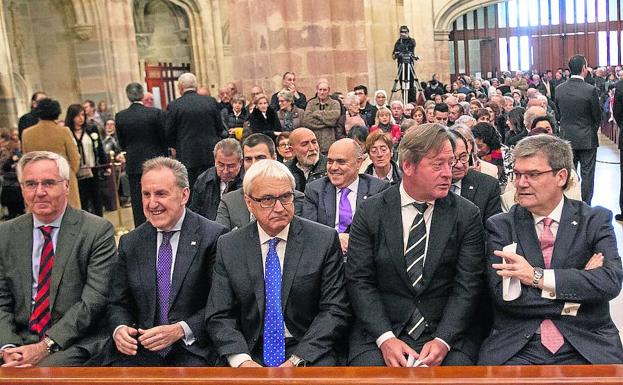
[215,188,305,231]
[166,91,226,168]
[459,170,502,225]
[612,80,623,150]
[555,77,602,150]
[0,207,117,352]
[115,102,167,175]
[346,185,485,360]
[205,217,350,364]
[478,199,623,365]
[188,167,242,220]
[302,174,389,228]
[108,209,227,361]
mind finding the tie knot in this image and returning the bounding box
[161,231,175,243]
[542,217,554,227]
[413,202,428,214]
[341,187,351,196]
[39,226,53,238]
[268,238,279,249]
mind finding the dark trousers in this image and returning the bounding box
[109,343,210,367]
[249,337,337,367]
[128,173,146,227]
[503,333,590,365]
[78,176,103,217]
[573,148,597,205]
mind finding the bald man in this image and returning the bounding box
[302,139,389,253]
[287,128,328,192]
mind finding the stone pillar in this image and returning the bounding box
[0,3,18,128]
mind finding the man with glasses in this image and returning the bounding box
[0,151,117,367]
[188,138,242,220]
[206,159,349,367]
[449,129,501,225]
[479,134,623,365]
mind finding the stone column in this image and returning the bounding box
[0,3,17,128]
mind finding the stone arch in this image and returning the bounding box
[433,0,504,38]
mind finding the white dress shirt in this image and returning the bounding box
[333,177,359,231]
[372,165,394,183]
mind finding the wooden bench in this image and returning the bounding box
[1,365,622,384]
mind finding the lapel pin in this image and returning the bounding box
[363,195,368,200]
[469,186,474,190]
[191,241,197,246]
[571,221,578,226]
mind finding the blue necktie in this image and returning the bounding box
[263,238,285,367]
[156,231,175,356]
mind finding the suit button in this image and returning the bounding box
[424,322,429,328]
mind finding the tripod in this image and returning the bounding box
[391,59,421,105]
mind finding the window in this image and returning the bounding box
[565,0,575,23]
[520,36,531,70]
[610,30,619,65]
[498,1,508,27]
[509,36,519,70]
[529,0,540,25]
[499,38,509,72]
[587,0,596,22]
[551,0,561,24]
[508,0,519,27]
[540,0,550,25]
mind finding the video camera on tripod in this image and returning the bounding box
[394,52,419,64]
[391,25,421,105]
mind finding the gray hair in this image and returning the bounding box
[398,123,455,167]
[454,115,476,126]
[524,106,547,130]
[178,73,197,91]
[512,134,573,188]
[142,157,189,189]
[214,138,242,159]
[277,90,294,103]
[17,151,70,182]
[126,83,144,102]
[390,100,404,108]
[243,159,295,195]
[344,92,359,106]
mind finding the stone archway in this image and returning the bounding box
[433,0,504,38]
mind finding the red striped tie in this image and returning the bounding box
[539,218,564,354]
[29,225,54,340]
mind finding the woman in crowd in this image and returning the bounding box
[276,90,305,133]
[370,107,401,144]
[504,106,527,146]
[529,114,556,135]
[335,92,366,139]
[247,93,282,138]
[65,103,107,216]
[403,102,415,119]
[425,104,436,124]
[276,132,294,163]
[472,122,505,181]
[364,131,402,184]
[97,100,113,124]
[373,90,389,109]
[222,94,248,137]
[412,106,425,125]
[453,123,499,179]
[469,99,483,116]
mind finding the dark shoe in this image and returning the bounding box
[615,214,623,221]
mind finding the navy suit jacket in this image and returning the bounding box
[459,169,502,225]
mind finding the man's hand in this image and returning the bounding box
[338,233,349,254]
[379,337,418,367]
[138,324,184,352]
[279,360,294,368]
[113,325,139,356]
[239,360,262,367]
[1,342,48,367]
[418,339,449,367]
[585,252,604,270]
[1,349,23,366]
[492,250,534,286]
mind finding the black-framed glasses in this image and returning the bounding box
[21,179,66,191]
[454,153,469,165]
[248,191,295,208]
[513,169,558,181]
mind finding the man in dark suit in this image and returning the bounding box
[107,157,226,366]
[554,55,602,204]
[115,82,167,227]
[303,138,389,253]
[449,129,501,225]
[347,123,485,367]
[18,91,47,140]
[216,134,304,231]
[287,128,327,192]
[479,134,623,365]
[188,138,242,220]
[611,79,623,221]
[0,151,117,367]
[206,159,349,367]
[166,72,226,192]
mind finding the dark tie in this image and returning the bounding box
[539,218,564,354]
[30,226,54,340]
[337,188,352,233]
[156,231,175,356]
[263,238,285,367]
[404,202,429,340]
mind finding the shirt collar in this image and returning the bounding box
[33,207,67,228]
[257,222,290,245]
[453,179,462,189]
[532,195,564,225]
[570,75,585,81]
[399,182,436,208]
[156,208,186,233]
[337,177,359,196]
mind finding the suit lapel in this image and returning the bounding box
[138,224,158,324]
[421,196,456,289]
[514,206,544,267]
[322,182,337,228]
[169,211,200,308]
[14,215,34,314]
[50,208,80,310]
[460,172,477,203]
[356,177,370,207]
[551,199,580,268]
[246,225,265,319]
[281,218,304,310]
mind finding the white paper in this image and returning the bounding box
[406,355,428,367]
[502,243,521,301]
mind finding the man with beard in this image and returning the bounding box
[287,128,327,192]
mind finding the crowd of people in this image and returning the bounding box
[0,54,622,369]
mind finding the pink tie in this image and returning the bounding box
[539,217,564,354]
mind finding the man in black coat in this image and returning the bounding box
[116,82,168,227]
[166,72,226,193]
[17,91,47,140]
[554,55,602,204]
[612,79,623,220]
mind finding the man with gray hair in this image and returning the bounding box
[206,159,349,367]
[106,156,227,366]
[480,134,623,365]
[0,151,117,367]
[166,72,227,193]
[116,82,168,227]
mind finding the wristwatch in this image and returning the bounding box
[43,336,60,354]
[532,267,544,288]
[288,354,306,367]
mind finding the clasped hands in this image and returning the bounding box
[380,337,448,367]
[1,341,49,368]
[113,324,184,356]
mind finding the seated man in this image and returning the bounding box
[479,134,623,365]
[107,157,227,366]
[206,159,350,367]
[188,138,243,220]
[287,128,327,192]
[302,138,388,253]
[0,151,117,367]
[216,134,304,231]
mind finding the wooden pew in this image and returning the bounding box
[1,365,622,384]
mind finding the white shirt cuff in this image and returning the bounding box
[376,331,396,348]
[434,337,451,351]
[112,325,126,339]
[541,269,556,299]
[0,344,16,352]
[562,302,581,316]
[228,353,253,367]
[178,321,195,345]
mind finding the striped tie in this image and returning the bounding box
[404,202,428,340]
[29,225,54,340]
[539,218,565,354]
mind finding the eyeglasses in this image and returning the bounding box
[454,153,469,165]
[215,162,240,171]
[513,169,557,181]
[21,179,66,191]
[248,192,295,208]
[278,143,291,149]
[369,146,390,155]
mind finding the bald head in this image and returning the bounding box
[327,139,363,189]
[290,128,320,167]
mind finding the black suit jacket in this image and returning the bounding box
[205,217,350,364]
[346,185,485,360]
[555,78,602,150]
[115,102,167,175]
[612,80,623,150]
[459,170,502,225]
[479,199,623,365]
[302,174,389,228]
[166,91,226,168]
[108,209,227,361]
[188,167,242,220]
